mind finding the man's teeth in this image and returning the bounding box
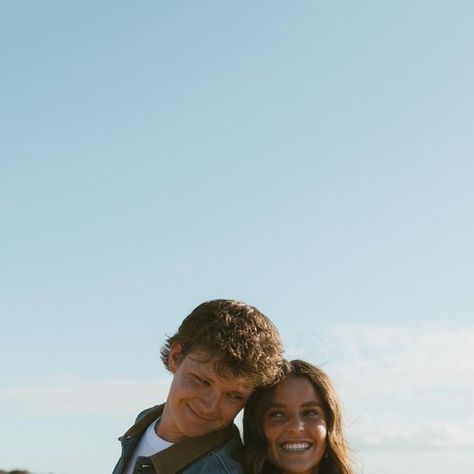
[281,442,311,451]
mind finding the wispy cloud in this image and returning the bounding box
[287,321,474,450]
[0,375,171,415]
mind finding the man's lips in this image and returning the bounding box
[187,403,216,422]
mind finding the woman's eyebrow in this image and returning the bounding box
[301,401,323,407]
[266,400,323,409]
[266,401,287,408]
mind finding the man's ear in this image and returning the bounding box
[168,342,183,373]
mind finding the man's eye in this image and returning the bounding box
[229,393,244,401]
[268,411,284,418]
[194,375,209,385]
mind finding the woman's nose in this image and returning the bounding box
[287,416,305,433]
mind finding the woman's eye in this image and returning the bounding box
[268,411,285,418]
[303,409,320,417]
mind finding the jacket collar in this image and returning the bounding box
[124,404,239,473]
[123,404,164,438]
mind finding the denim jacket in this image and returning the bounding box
[113,405,245,474]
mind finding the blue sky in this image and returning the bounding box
[1,2,473,473]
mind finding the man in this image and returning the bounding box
[113,299,284,474]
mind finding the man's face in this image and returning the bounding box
[158,343,254,442]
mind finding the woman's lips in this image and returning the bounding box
[280,441,312,451]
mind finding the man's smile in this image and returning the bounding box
[187,403,217,422]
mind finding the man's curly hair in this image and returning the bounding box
[160,299,284,387]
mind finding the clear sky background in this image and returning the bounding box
[1,1,473,473]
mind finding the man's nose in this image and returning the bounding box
[200,390,219,414]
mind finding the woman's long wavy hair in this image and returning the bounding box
[243,359,354,474]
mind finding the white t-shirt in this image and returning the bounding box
[124,419,173,474]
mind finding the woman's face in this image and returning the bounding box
[263,376,327,474]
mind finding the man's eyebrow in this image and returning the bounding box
[228,390,248,397]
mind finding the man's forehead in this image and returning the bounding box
[186,351,255,391]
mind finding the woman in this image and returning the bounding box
[243,360,353,474]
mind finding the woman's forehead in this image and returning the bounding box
[270,376,321,403]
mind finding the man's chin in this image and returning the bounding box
[180,419,223,438]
